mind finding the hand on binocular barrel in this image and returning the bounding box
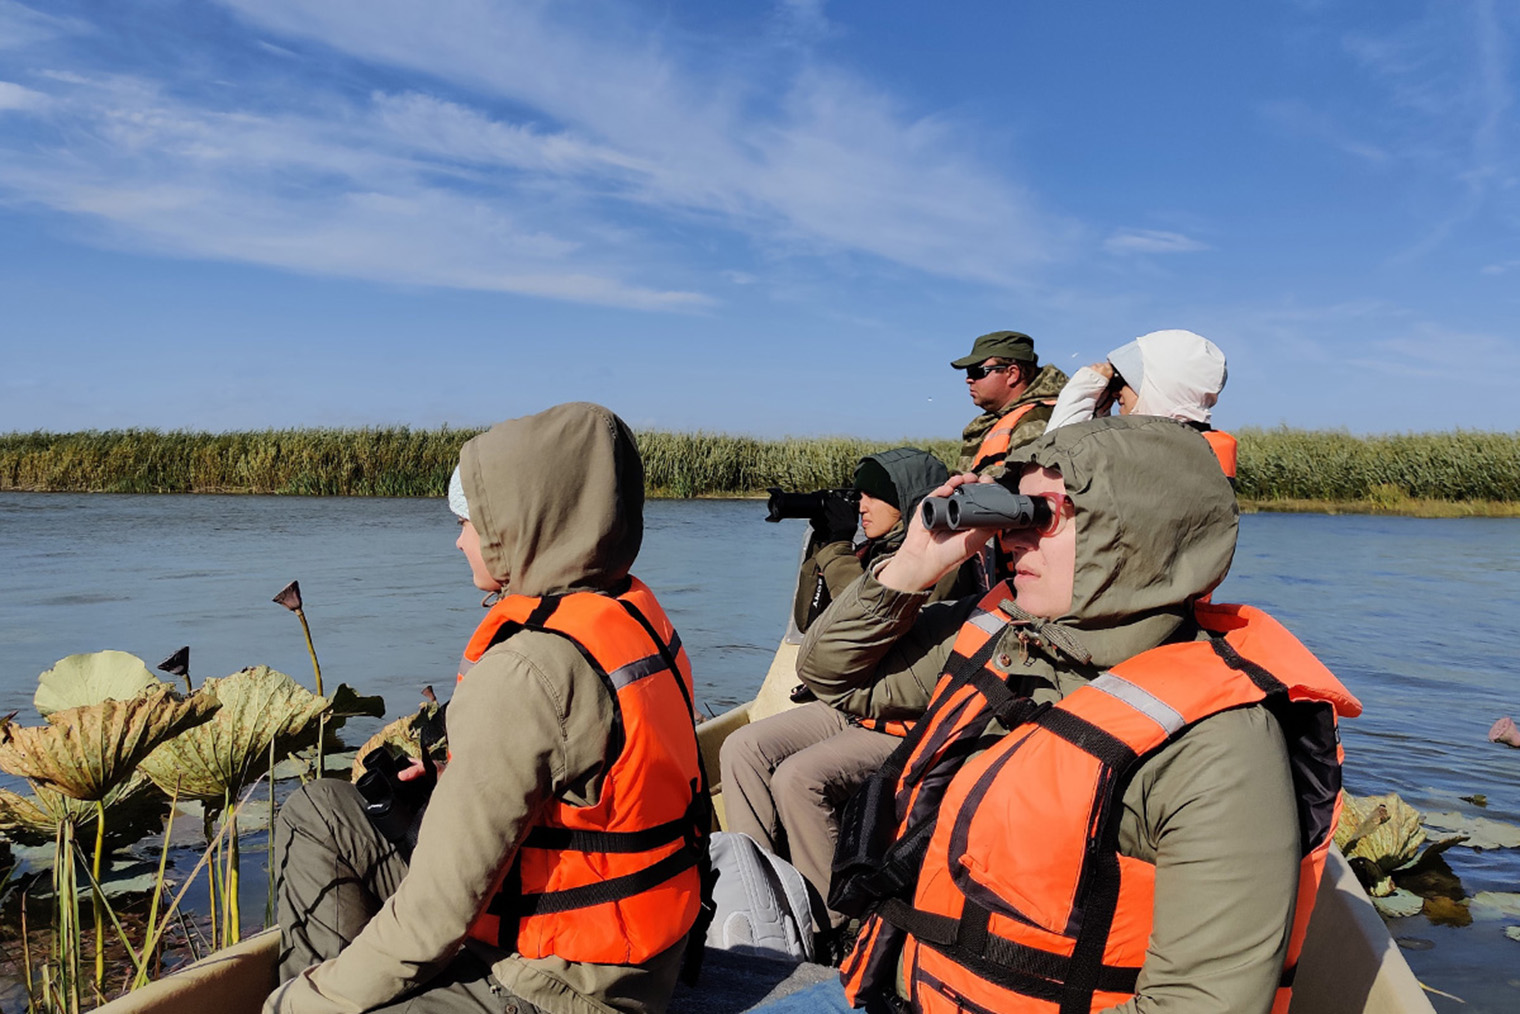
[878,473,995,593]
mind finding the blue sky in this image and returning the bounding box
[1,0,1516,438]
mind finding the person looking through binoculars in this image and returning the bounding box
[724,448,977,960]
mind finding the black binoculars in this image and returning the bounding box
[764,487,860,523]
[919,483,1052,531]
[355,747,435,861]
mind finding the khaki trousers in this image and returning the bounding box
[717,702,898,930]
[271,779,540,1014]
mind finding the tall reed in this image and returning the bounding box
[3,426,1518,503]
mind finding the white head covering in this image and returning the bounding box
[447,464,470,520]
[1106,329,1227,425]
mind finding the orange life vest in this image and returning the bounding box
[850,600,1360,1014]
[456,578,705,965]
[1203,429,1238,479]
[834,584,1043,1003]
[971,400,1055,473]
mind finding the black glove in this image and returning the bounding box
[810,494,858,544]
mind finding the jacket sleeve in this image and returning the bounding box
[266,636,613,1014]
[1043,366,1109,433]
[796,566,976,721]
[1103,707,1299,1014]
[814,540,865,598]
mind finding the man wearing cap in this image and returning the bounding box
[953,330,1069,474]
[721,447,976,960]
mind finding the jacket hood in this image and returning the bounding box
[458,402,644,597]
[1107,329,1227,425]
[860,446,950,552]
[1004,415,1238,667]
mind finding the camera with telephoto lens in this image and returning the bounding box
[764,487,861,523]
[919,483,1052,532]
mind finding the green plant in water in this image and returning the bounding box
[0,652,219,1006]
[137,665,340,949]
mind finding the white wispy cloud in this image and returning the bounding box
[1102,229,1210,255]
[0,0,1074,310]
[0,80,48,110]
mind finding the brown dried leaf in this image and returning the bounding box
[139,665,328,801]
[0,686,220,800]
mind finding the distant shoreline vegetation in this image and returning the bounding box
[2,427,1519,515]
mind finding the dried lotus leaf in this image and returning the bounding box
[139,666,328,802]
[0,776,168,849]
[0,686,220,800]
[1335,791,1426,875]
[35,650,161,718]
[0,788,54,842]
[351,702,446,783]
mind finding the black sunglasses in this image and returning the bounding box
[965,362,1015,381]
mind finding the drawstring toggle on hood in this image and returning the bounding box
[998,598,1094,667]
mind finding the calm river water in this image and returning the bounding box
[1,492,1517,1010]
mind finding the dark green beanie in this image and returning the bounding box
[853,457,899,509]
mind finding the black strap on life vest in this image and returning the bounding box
[832,622,1044,1008]
[484,593,708,968]
[616,598,715,986]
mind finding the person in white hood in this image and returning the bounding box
[1045,329,1227,428]
[1044,329,1236,477]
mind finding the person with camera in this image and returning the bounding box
[266,403,706,1014]
[802,417,1359,1014]
[721,447,975,960]
[953,330,1069,475]
[1044,327,1237,478]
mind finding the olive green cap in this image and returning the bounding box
[950,330,1039,369]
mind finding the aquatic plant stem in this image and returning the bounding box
[227,801,242,944]
[92,800,107,990]
[21,888,35,1014]
[133,782,180,991]
[134,777,266,971]
[266,737,276,929]
[207,807,221,950]
[296,607,323,697]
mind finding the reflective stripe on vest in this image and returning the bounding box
[1203,429,1238,479]
[898,602,1360,1014]
[457,577,703,965]
[971,400,1054,473]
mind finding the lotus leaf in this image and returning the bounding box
[1469,892,1520,921]
[1371,889,1424,919]
[0,686,220,801]
[1422,811,1520,850]
[139,666,329,802]
[34,650,161,717]
[0,775,169,849]
[1335,792,1427,875]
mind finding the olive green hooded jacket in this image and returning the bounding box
[273,403,685,1014]
[799,417,1301,1014]
[795,447,973,632]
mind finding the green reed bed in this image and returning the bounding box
[2,427,1518,507]
[1234,427,1520,505]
